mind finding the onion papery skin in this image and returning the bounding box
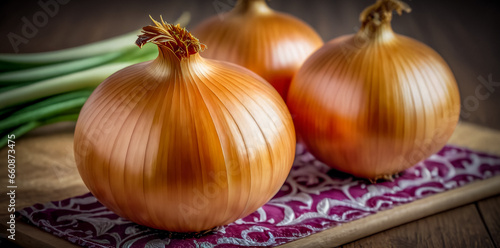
[287,6,460,180]
[192,0,323,99]
[74,21,295,232]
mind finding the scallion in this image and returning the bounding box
[0,12,190,148]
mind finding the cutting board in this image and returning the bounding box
[1,121,500,247]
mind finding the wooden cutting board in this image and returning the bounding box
[1,121,499,247]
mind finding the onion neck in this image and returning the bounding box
[232,0,272,15]
[151,46,183,71]
[357,23,396,43]
[150,46,205,78]
[357,0,411,43]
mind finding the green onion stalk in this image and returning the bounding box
[0,12,191,148]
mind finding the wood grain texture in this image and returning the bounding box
[0,121,499,247]
[0,123,88,216]
[0,219,79,248]
[0,123,85,247]
[447,121,500,156]
[342,204,494,248]
[0,1,499,246]
[477,195,500,248]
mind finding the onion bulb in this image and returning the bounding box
[287,0,460,180]
[192,0,323,99]
[74,17,296,232]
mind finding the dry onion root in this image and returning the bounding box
[287,0,460,180]
[74,17,296,232]
[193,0,323,99]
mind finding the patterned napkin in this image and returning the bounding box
[19,144,500,247]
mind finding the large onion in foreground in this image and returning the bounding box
[287,0,460,180]
[74,17,296,232]
[193,0,323,99]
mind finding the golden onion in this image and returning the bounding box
[287,0,460,180]
[192,0,323,99]
[74,17,296,232]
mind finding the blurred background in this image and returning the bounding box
[0,0,499,130]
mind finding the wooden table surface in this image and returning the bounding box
[1,0,500,247]
[0,121,499,248]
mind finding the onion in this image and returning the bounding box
[192,0,323,99]
[74,17,296,232]
[287,0,460,180]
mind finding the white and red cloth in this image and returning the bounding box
[19,144,500,247]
